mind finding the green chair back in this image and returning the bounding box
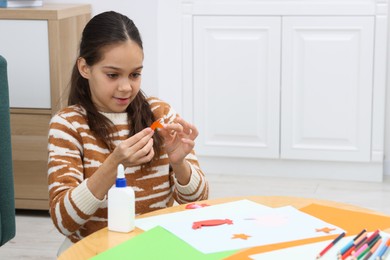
[0,54,16,246]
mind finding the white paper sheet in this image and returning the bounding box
[136,200,345,254]
[135,199,271,231]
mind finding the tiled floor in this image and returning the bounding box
[1,174,390,259]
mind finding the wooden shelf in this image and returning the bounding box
[0,4,91,20]
[1,4,91,210]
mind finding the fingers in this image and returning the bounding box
[114,116,198,167]
[162,121,183,134]
[114,128,155,166]
[180,138,195,152]
[122,128,154,147]
[163,117,198,140]
[132,138,154,163]
[185,122,198,140]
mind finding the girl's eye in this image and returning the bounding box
[131,73,141,79]
[107,73,118,79]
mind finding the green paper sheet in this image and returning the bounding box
[91,226,237,260]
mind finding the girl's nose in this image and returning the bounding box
[118,78,132,92]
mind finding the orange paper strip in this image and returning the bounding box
[150,119,163,130]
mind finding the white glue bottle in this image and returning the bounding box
[108,164,135,233]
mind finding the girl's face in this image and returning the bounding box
[78,40,144,113]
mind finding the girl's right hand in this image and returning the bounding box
[111,128,155,167]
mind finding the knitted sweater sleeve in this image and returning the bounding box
[149,97,209,203]
[47,111,106,237]
[171,156,209,204]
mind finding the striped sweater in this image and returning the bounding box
[47,97,209,242]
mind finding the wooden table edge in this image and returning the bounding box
[58,196,390,259]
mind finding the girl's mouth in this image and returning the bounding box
[115,97,130,105]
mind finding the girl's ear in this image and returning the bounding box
[77,57,90,79]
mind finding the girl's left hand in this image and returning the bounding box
[158,116,198,165]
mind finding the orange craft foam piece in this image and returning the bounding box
[192,219,233,229]
[232,233,251,240]
[315,227,336,234]
[150,119,163,130]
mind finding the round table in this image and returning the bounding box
[58,196,390,260]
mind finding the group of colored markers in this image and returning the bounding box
[317,229,390,259]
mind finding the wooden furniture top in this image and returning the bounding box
[58,196,390,260]
[0,4,91,20]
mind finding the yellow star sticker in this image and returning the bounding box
[232,233,251,240]
[315,227,336,234]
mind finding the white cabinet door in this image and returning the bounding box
[281,17,374,162]
[0,20,51,109]
[193,16,281,158]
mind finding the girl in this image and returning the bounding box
[48,11,209,253]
